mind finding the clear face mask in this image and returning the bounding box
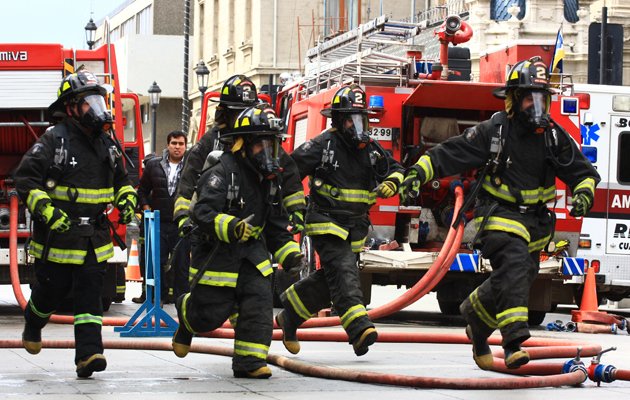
[521,91,550,133]
[78,94,113,132]
[246,136,280,179]
[344,114,370,148]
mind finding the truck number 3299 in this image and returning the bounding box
[369,127,392,141]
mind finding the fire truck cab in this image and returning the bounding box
[0,42,144,309]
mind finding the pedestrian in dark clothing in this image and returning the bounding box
[15,70,137,378]
[275,84,405,356]
[172,104,301,379]
[401,56,600,369]
[136,131,190,303]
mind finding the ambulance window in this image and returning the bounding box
[619,132,630,184]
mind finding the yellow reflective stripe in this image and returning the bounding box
[94,242,114,263]
[49,186,114,204]
[529,234,551,252]
[256,259,273,277]
[180,293,196,333]
[351,237,366,253]
[28,300,53,319]
[29,241,87,264]
[228,312,238,328]
[189,267,238,287]
[305,222,349,240]
[26,189,51,214]
[474,216,530,242]
[285,285,312,320]
[416,155,434,183]
[497,306,528,328]
[74,313,103,326]
[316,183,377,204]
[174,196,191,219]
[234,340,269,360]
[340,304,368,329]
[386,171,404,185]
[283,191,306,211]
[574,177,596,196]
[116,285,125,294]
[469,288,497,329]
[114,185,136,205]
[482,177,516,203]
[274,241,300,265]
[520,186,556,204]
[214,214,236,242]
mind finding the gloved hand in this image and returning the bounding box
[288,210,305,234]
[375,180,398,198]
[233,218,254,243]
[39,203,71,232]
[178,216,194,238]
[570,192,593,217]
[282,252,306,281]
[116,194,137,225]
[400,168,422,202]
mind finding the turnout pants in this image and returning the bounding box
[460,210,550,347]
[180,261,272,372]
[280,234,373,344]
[25,246,106,364]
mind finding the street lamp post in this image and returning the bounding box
[84,18,97,50]
[148,81,162,155]
[194,60,210,96]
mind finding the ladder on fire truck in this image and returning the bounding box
[300,0,469,97]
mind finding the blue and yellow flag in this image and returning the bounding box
[550,26,564,84]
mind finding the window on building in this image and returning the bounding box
[245,0,252,40]
[564,0,580,23]
[199,3,205,59]
[491,0,526,21]
[136,5,153,35]
[619,132,630,184]
[228,0,234,49]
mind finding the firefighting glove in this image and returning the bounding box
[288,210,305,234]
[233,217,254,243]
[375,180,398,199]
[401,168,422,202]
[178,216,194,238]
[117,195,137,225]
[282,252,306,281]
[39,203,71,233]
[570,192,593,217]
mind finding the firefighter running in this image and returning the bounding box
[401,56,600,369]
[14,70,137,378]
[171,104,301,379]
[275,84,405,356]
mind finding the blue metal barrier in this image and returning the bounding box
[115,210,178,337]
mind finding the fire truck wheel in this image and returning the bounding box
[437,299,461,315]
[102,297,112,312]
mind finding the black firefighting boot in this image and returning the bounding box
[22,322,42,355]
[465,325,493,370]
[503,341,530,369]
[76,354,107,378]
[172,294,193,358]
[275,309,301,354]
[352,327,378,356]
[233,366,272,379]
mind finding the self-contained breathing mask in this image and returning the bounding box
[73,93,113,133]
[334,112,371,149]
[514,89,551,134]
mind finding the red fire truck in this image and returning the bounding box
[0,42,145,309]
[272,15,587,324]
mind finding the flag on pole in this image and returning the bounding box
[549,25,564,85]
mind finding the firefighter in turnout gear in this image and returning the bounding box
[401,56,600,370]
[276,84,405,356]
[172,104,301,379]
[175,74,306,238]
[14,70,137,378]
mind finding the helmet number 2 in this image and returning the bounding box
[536,66,547,79]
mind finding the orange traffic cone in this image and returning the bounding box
[579,265,599,312]
[125,239,142,282]
[571,266,625,331]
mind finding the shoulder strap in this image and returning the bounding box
[219,153,242,212]
[45,124,69,189]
